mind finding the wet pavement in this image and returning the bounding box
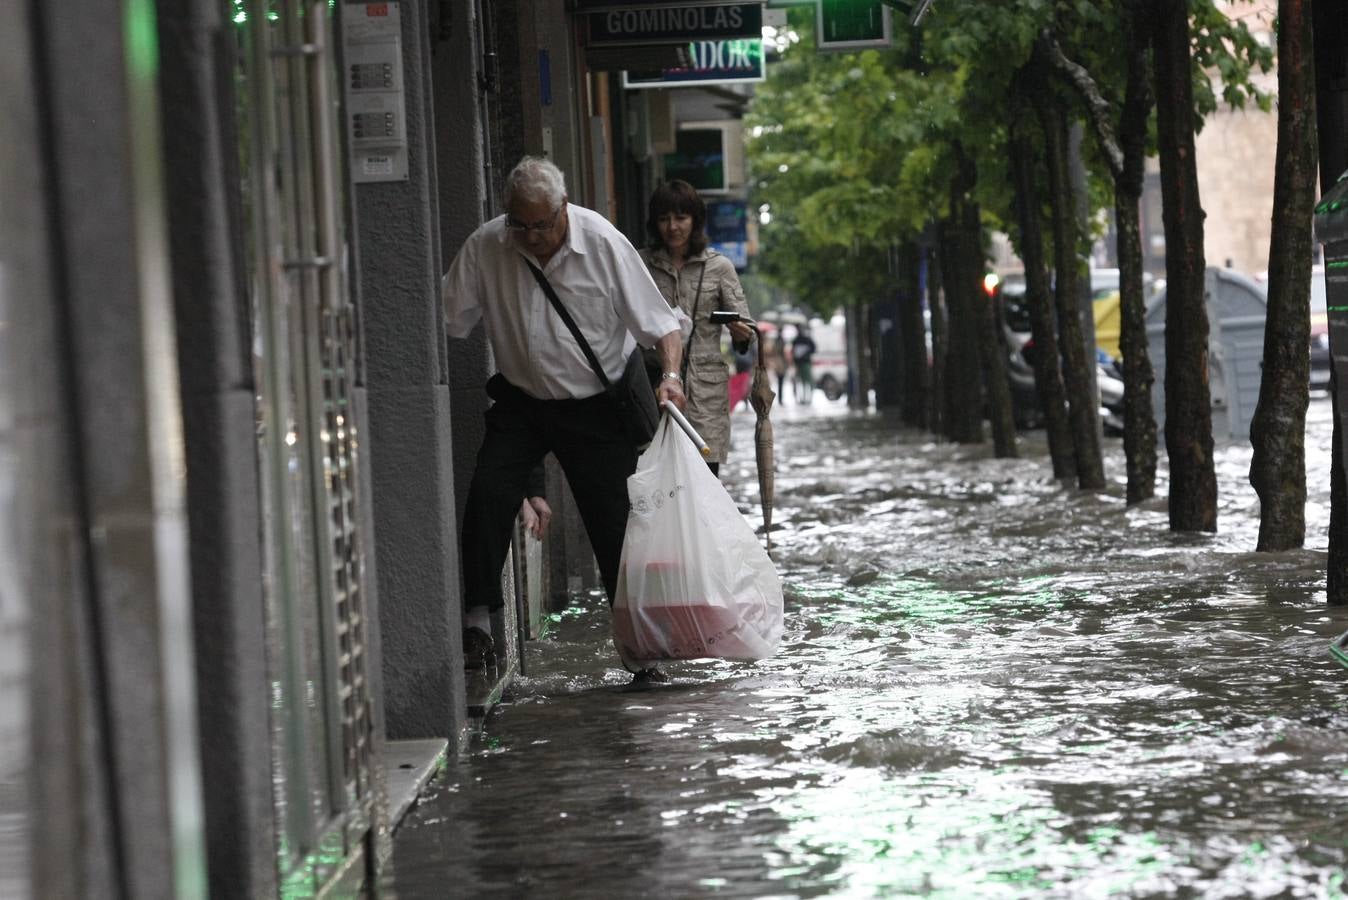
[384,396,1348,898]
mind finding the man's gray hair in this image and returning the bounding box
[504,156,567,210]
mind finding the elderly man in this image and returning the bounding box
[442,156,686,684]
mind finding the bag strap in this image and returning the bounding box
[524,257,611,390]
[679,260,708,383]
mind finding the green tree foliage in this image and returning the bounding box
[747,13,952,315]
[1190,2,1275,117]
[746,0,1272,315]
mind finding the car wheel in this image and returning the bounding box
[819,375,843,401]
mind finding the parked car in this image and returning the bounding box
[993,271,1130,433]
[809,313,849,401]
[1311,265,1331,393]
[1018,338,1126,435]
[757,307,850,402]
[994,277,1040,428]
[1097,352,1125,435]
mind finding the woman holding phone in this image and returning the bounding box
[640,180,754,475]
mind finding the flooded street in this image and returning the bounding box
[386,397,1348,898]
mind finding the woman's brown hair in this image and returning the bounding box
[645,180,708,255]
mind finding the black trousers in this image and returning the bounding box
[461,379,637,613]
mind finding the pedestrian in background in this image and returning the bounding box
[441,156,685,684]
[775,325,796,404]
[639,180,754,476]
[791,325,817,404]
[728,341,754,412]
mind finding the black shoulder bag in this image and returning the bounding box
[525,259,659,446]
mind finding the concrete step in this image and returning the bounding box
[385,738,448,831]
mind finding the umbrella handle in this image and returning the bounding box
[661,400,711,458]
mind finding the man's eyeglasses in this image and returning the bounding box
[505,207,562,234]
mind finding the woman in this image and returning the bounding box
[640,180,754,475]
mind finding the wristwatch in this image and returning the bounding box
[661,372,682,383]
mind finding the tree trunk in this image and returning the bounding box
[1039,100,1106,490]
[875,289,902,410]
[1250,0,1317,551]
[1039,19,1158,502]
[1153,0,1216,531]
[875,253,901,411]
[978,281,1018,458]
[942,161,985,444]
[850,297,871,410]
[1115,191,1157,503]
[1117,1,1158,505]
[955,152,1017,457]
[898,240,930,428]
[929,235,948,437]
[1008,90,1074,479]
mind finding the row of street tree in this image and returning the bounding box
[745,0,1344,603]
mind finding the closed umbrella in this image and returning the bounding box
[749,326,776,552]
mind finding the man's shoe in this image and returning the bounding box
[463,627,494,670]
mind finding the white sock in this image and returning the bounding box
[465,605,491,634]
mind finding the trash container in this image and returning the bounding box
[1314,171,1348,670]
[1313,169,1348,476]
[1145,267,1269,440]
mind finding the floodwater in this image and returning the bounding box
[385,396,1348,899]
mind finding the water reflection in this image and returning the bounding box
[387,398,1348,898]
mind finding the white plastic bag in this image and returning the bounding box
[612,414,784,668]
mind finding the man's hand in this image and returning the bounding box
[520,496,552,540]
[727,321,755,344]
[653,329,685,411]
[657,375,686,411]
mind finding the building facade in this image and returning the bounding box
[1,1,755,896]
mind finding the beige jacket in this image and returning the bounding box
[639,247,752,463]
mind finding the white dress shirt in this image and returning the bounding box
[441,203,682,400]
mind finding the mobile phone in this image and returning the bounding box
[709,310,742,325]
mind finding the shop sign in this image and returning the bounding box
[622,39,764,88]
[576,0,754,9]
[711,241,749,269]
[586,2,762,45]
[706,200,748,244]
[707,200,749,268]
[817,0,892,50]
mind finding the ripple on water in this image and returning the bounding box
[387,401,1348,899]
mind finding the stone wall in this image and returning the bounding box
[1194,102,1278,277]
